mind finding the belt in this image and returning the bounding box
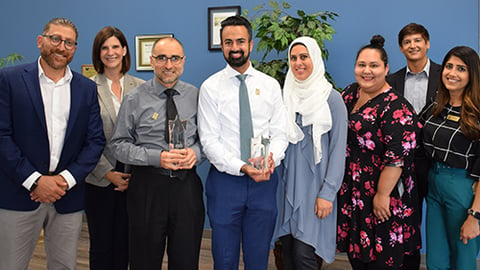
[132,166,170,176]
[433,161,453,169]
[131,165,196,180]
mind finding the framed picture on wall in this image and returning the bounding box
[135,34,173,71]
[208,6,241,50]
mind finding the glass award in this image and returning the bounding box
[250,136,270,170]
[168,116,187,178]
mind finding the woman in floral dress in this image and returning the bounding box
[337,35,422,269]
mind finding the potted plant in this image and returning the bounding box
[244,0,338,88]
[0,53,23,68]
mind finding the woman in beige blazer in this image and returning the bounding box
[85,26,145,270]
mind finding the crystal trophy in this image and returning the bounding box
[169,116,187,178]
[250,136,270,170]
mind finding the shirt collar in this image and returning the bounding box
[225,62,254,79]
[153,77,181,96]
[406,58,431,77]
[37,57,73,83]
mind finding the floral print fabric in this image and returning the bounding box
[337,83,422,268]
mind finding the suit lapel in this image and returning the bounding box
[123,74,137,93]
[426,62,441,104]
[64,73,82,142]
[397,68,407,96]
[96,74,118,122]
[22,63,47,132]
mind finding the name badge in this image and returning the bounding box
[446,114,460,122]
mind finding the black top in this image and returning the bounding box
[421,102,480,179]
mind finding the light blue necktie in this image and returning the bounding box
[236,74,253,162]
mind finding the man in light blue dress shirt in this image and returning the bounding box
[110,37,205,270]
[387,23,441,114]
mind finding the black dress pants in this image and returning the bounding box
[280,234,319,270]
[127,166,205,270]
[85,183,129,270]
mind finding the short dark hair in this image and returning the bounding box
[220,15,252,42]
[398,23,430,46]
[356,35,388,66]
[43,17,78,41]
[92,26,131,74]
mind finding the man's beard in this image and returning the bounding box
[40,48,72,70]
[225,50,249,68]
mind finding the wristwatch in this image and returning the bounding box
[30,177,40,192]
[468,208,480,220]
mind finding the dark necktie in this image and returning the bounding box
[236,74,253,162]
[165,88,189,180]
[165,88,178,143]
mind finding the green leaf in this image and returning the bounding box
[307,20,316,29]
[0,53,23,68]
[269,0,279,9]
[245,0,338,87]
[252,4,263,11]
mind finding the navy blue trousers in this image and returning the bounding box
[206,166,278,270]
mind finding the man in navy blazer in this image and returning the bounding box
[387,23,441,114]
[0,18,105,270]
[386,22,441,270]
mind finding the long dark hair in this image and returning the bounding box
[432,46,480,140]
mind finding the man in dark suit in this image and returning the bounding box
[387,23,441,114]
[0,17,105,270]
[387,23,441,270]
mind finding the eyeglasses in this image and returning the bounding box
[42,35,77,50]
[152,55,184,65]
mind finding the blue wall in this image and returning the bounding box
[1,0,478,89]
[1,0,479,257]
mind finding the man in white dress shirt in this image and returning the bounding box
[198,15,288,270]
[0,17,105,270]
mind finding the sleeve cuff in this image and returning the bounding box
[22,172,42,190]
[147,149,163,167]
[60,170,76,190]
[231,159,246,176]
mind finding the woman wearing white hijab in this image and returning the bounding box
[274,36,348,269]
